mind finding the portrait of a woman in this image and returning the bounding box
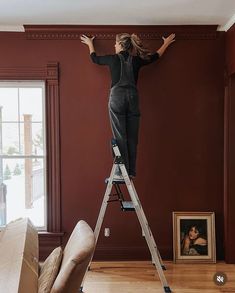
[181,221,208,256]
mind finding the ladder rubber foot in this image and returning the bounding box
[161,265,167,270]
[164,286,172,293]
[80,286,84,292]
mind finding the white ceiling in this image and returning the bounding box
[0,0,235,32]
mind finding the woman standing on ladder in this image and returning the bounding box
[81,32,175,180]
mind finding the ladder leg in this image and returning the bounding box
[115,184,125,202]
[119,164,171,292]
[156,249,167,270]
[130,181,170,290]
[129,179,165,265]
[143,230,166,269]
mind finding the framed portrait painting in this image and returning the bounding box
[173,212,216,263]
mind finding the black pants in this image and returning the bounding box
[108,85,140,176]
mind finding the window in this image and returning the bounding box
[0,62,61,243]
[0,81,47,229]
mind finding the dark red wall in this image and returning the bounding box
[224,23,235,263]
[0,25,225,260]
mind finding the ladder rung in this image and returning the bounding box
[122,201,135,211]
[105,178,126,184]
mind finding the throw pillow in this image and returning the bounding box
[38,246,63,293]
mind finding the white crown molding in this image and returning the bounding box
[0,25,25,32]
[217,14,235,31]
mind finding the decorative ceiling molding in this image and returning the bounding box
[24,25,219,40]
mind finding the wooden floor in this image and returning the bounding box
[83,261,235,293]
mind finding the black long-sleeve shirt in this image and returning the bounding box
[90,51,159,87]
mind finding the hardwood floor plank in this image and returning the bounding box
[83,261,235,293]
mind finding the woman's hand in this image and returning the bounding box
[80,34,95,46]
[157,33,175,57]
[162,33,176,46]
[182,235,191,254]
[184,235,191,246]
[80,34,95,54]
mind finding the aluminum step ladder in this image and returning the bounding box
[83,139,171,293]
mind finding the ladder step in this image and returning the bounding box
[105,178,126,184]
[122,201,135,211]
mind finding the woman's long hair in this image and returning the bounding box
[116,33,152,60]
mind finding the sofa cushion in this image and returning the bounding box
[38,246,63,293]
[51,220,95,293]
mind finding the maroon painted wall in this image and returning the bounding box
[224,73,235,264]
[0,25,225,260]
[224,23,235,263]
